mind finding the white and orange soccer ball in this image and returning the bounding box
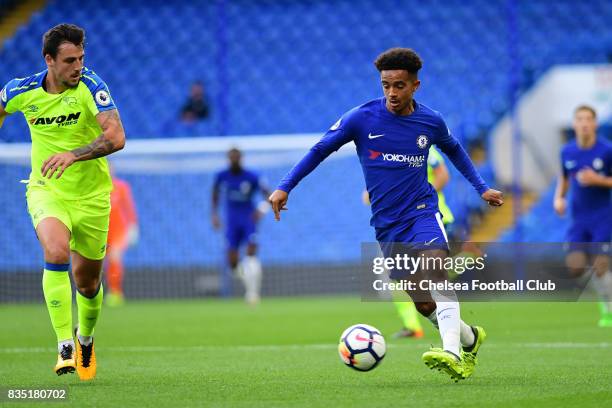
[337,324,386,371]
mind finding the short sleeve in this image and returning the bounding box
[1,79,23,113]
[213,172,223,190]
[80,68,117,115]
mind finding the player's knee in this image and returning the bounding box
[567,266,587,278]
[43,242,70,264]
[228,251,239,268]
[107,248,122,261]
[593,258,610,277]
[414,301,436,317]
[246,245,257,256]
[77,279,101,298]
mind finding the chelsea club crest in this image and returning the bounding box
[417,134,429,149]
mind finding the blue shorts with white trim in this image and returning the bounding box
[375,211,449,280]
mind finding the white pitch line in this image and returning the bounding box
[0,342,609,354]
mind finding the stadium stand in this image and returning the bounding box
[0,1,610,298]
[0,0,610,142]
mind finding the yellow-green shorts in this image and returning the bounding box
[26,186,111,260]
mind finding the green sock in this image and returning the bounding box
[394,300,422,332]
[42,268,73,342]
[76,284,104,337]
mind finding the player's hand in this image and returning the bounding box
[362,190,371,206]
[576,168,600,186]
[481,189,504,206]
[41,151,77,179]
[211,213,221,230]
[127,225,139,246]
[253,200,271,222]
[268,190,288,221]
[553,196,566,216]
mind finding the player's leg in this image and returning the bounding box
[105,237,128,306]
[565,223,606,323]
[37,218,76,375]
[71,252,103,381]
[413,249,481,381]
[592,252,612,327]
[412,213,480,380]
[241,223,262,305]
[590,223,612,326]
[27,187,76,375]
[69,193,110,381]
[222,225,241,297]
[391,284,424,338]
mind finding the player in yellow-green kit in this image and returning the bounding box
[0,24,125,380]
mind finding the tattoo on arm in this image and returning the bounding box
[71,134,115,159]
[71,109,124,160]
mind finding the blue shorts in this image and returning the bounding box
[375,212,449,280]
[566,218,612,255]
[226,219,257,250]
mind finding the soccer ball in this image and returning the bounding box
[337,324,386,371]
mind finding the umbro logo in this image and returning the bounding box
[368,133,384,139]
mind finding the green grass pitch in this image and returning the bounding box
[1,297,610,407]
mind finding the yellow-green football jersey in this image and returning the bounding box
[1,67,115,199]
[427,146,455,225]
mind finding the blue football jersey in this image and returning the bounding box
[561,138,612,221]
[278,98,488,228]
[214,169,265,217]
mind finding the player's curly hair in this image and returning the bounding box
[42,23,85,58]
[374,48,423,75]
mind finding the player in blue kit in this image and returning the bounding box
[554,105,612,327]
[269,48,503,381]
[212,148,271,305]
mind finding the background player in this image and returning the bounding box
[105,169,139,307]
[554,105,612,327]
[0,24,125,380]
[269,48,503,381]
[212,148,271,305]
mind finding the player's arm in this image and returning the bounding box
[41,109,126,178]
[123,183,138,226]
[429,152,450,191]
[211,174,221,230]
[0,104,7,129]
[553,173,569,216]
[428,147,449,191]
[0,80,17,129]
[431,163,449,191]
[72,109,126,160]
[576,168,612,188]
[122,183,140,245]
[255,178,273,220]
[434,118,503,206]
[269,113,355,221]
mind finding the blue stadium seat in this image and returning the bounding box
[2,0,610,141]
